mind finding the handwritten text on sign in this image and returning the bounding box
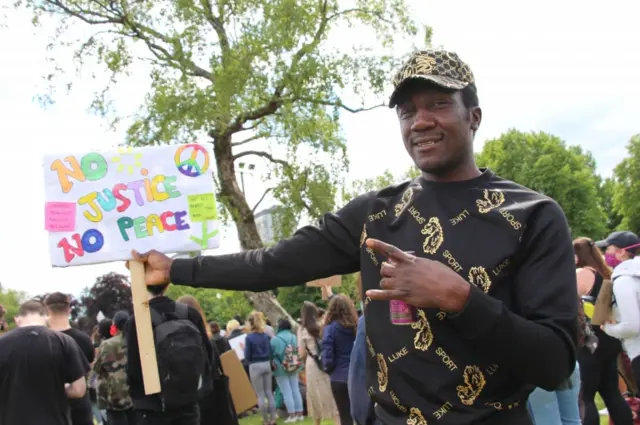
[43,144,220,267]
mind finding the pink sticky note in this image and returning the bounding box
[45,202,76,232]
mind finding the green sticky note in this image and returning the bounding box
[187,193,218,222]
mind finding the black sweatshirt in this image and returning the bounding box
[125,296,213,411]
[171,169,578,425]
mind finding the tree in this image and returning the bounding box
[611,135,640,234]
[165,285,252,326]
[78,272,133,328]
[20,0,421,324]
[476,129,608,239]
[340,167,420,205]
[0,284,27,329]
[599,177,623,234]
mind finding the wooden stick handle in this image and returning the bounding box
[129,260,162,395]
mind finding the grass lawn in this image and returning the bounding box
[239,416,333,425]
[240,394,610,425]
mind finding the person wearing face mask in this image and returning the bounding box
[599,232,640,394]
[574,237,633,425]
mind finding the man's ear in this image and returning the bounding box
[470,107,482,132]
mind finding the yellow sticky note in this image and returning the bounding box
[187,193,217,222]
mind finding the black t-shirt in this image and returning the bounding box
[0,326,89,425]
[170,169,579,425]
[61,328,95,425]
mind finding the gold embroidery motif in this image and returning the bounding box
[485,401,503,411]
[436,311,447,320]
[407,407,428,425]
[390,390,408,412]
[412,310,433,351]
[492,258,510,277]
[486,364,499,376]
[476,189,505,214]
[468,267,491,293]
[365,296,372,306]
[421,217,444,255]
[360,224,367,247]
[377,353,388,392]
[367,247,379,265]
[394,187,414,217]
[456,365,486,406]
[366,337,375,357]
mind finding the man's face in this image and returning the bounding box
[396,83,481,177]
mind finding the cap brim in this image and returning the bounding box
[388,75,469,108]
[595,240,609,249]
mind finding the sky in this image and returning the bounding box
[0,0,638,297]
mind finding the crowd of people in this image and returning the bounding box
[2,47,640,425]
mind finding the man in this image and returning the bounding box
[125,282,212,425]
[94,311,135,425]
[129,49,578,425]
[0,300,89,425]
[45,292,96,425]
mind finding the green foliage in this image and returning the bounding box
[165,286,252,325]
[611,135,640,234]
[340,167,419,206]
[599,177,624,234]
[0,284,27,326]
[476,129,608,239]
[276,286,324,319]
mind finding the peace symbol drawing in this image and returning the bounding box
[174,144,210,177]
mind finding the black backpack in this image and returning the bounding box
[151,303,206,409]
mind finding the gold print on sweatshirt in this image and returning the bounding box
[407,407,428,425]
[412,310,433,351]
[476,189,505,214]
[368,209,388,222]
[377,353,389,392]
[390,390,408,412]
[432,401,453,420]
[468,267,491,293]
[366,336,376,357]
[421,217,444,255]
[485,401,503,411]
[442,250,463,273]
[456,365,486,406]
[435,346,458,371]
[499,208,522,230]
[449,209,470,226]
[388,346,409,363]
[492,258,510,277]
[394,187,414,217]
[360,224,367,247]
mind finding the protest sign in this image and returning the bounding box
[43,143,220,395]
[43,144,220,266]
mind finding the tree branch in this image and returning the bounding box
[227,0,330,134]
[200,0,231,56]
[293,97,386,113]
[251,188,272,214]
[232,134,265,147]
[233,150,290,168]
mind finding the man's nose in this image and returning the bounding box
[411,109,436,132]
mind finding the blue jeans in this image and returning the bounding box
[527,363,581,425]
[275,374,304,414]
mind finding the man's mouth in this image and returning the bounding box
[412,136,443,148]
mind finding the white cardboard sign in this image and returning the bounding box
[43,144,220,267]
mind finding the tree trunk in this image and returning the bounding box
[212,134,296,328]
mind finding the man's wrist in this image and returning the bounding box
[442,281,471,313]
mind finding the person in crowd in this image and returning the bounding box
[177,294,217,425]
[125,283,212,425]
[265,318,276,338]
[271,318,304,422]
[245,311,277,425]
[0,304,8,332]
[601,232,640,390]
[94,310,135,425]
[45,292,96,425]
[574,237,633,425]
[211,321,232,355]
[322,294,357,425]
[349,276,376,425]
[0,300,89,425]
[128,47,579,425]
[299,301,339,425]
